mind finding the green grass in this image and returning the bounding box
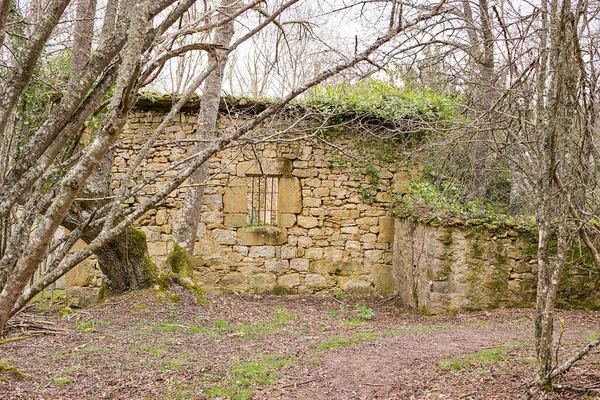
[50,377,73,385]
[205,354,298,400]
[343,318,365,327]
[310,332,377,351]
[354,302,376,320]
[76,319,102,333]
[202,308,296,339]
[152,323,182,331]
[438,340,527,373]
[132,343,166,356]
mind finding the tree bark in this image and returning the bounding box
[174,0,236,254]
[84,226,157,294]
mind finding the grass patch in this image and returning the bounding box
[152,323,182,332]
[205,354,298,400]
[384,323,453,336]
[50,377,72,385]
[203,308,296,339]
[354,302,376,320]
[310,332,377,351]
[76,319,102,333]
[132,343,167,356]
[343,318,365,327]
[438,340,526,373]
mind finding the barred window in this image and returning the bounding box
[249,176,279,226]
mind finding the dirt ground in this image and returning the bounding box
[1,287,599,400]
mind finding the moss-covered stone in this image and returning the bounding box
[164,244,207,304]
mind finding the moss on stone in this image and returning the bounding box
[163,244,207,304]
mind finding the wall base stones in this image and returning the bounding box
[393,218,600,314]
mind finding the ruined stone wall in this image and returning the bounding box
[393,219,600,314]
[92,110,420,295]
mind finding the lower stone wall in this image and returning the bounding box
[392,219,600,314]
[61,110,426,298]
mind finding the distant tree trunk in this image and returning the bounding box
[461,0,496,201]
[174,0,236,254]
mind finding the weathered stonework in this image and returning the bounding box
[393,219,600,314]
[95,109,406,296]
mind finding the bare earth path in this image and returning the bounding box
[1,288,599,400]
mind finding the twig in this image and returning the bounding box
[361,382,385,387]
[0,335,39,346]
[279,378,317,389]
[458,392,477,399]
[378,294,398,303]
[329,296,344,305]
[554,384,600,394]
[236,293,247,303]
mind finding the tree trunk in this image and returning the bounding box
[174,0,236,254]
[83,226,157,294]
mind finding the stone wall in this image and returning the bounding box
[393,219,600,314]
[88,109,421,295]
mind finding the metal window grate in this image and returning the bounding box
[249,176,279,226]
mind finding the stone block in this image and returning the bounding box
[212,229,237,245]
[202,211,223,224]
[339,278,372,294]
[393,170,414,193]
[237,158,292,176]
[278,213,296,228]
[238,227,288,246]
[373,264,395,294]
[314,187,329,197]
[322,248,344,262]
[248,245,276,258]
[279,177,302,213]
[281,246,297,259]
[147,241,167,256]
[336,262,363,276]
[309,260,336,275]
[224,213,247,228]
[155,209,168,225]
[305,274,327,288]
[65,260,96,287]
[365,250,383,262]
[223,185,248,213]
[290,258,309,272]
[375,192,392,203]
[378,217,395,242]
[341,226,359,235]
[265,259,289,274]
[360,233,377,243]
[277,273,300,291]
[292,168,318,178]
[219,273,249,291]
[297,216,318,229]
[304,197,322,207]
[67,287,100,308]
[250,273,276,293]
[297,236,313,248]
[305,247,323,260]
[345,241,361,251]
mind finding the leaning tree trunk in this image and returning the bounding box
[174,0,236,254]
[82,226,157,294]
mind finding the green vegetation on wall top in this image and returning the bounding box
[394,180,537,233]
[304,79,456,123]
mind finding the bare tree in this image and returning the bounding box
[0,0,448,334]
